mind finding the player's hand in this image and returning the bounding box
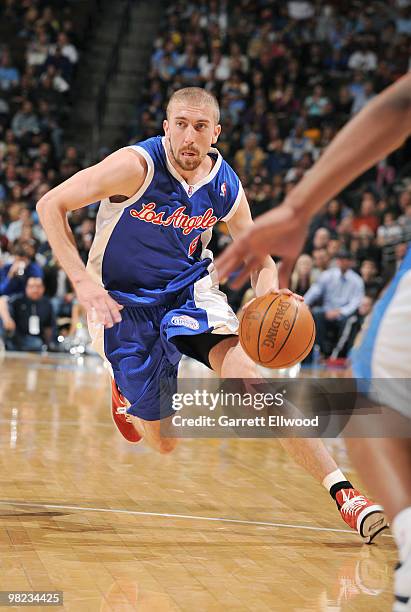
[265,288,304,302]
[74,275,123,328]
[241,288,304,315]
[215,204,310,289]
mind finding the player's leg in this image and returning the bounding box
[208,336,387,541]
[347,439,411,610]
[347,438,411,522]
[127,414,178,454]
[91,305,180,454]
[350,264,411,608]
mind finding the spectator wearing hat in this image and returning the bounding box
[303,249,365,360]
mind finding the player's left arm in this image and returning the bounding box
[225,191,278,296]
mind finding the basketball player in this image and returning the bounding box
[216,75,411,610]
[37,87,385,543]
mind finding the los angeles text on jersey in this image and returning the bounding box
[130,202,218,235]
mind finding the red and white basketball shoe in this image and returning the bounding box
[111,378,142,444]
[336,488,388,543]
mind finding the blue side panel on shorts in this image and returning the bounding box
[351,245,411,380]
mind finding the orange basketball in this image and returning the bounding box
[239,293,316,369]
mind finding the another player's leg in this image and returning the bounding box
[347,437,411,610]
[349,264,411,608]
[209,337,387,542]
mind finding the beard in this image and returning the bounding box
[169,139,203,171]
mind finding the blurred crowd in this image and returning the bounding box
[0,0,94,353]
[1,0,411,362]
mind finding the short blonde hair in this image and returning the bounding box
[166,87,220,124]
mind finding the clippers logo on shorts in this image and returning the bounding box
[171,315,200,330]
[130,202,217,235]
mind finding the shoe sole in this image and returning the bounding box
[357,506,389,544]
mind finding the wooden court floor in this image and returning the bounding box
[0,352,397,611]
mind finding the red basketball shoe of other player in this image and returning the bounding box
[111,378,142,444]
[336,488,388,544]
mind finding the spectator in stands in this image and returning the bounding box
[304,249,365,360]
[318,199,348,234]
[0,277,55,351]
[11,100,40,142]
[304,84,332,126]
[329,295,375,361]
[399,202,411,240]
[6,207,40,243]
[352,192,380,234]
[234,133,265,178]
[351,80,376,115]
[44,260,74,318]
[0,243,43,297]
[54,32,79,65]
[376,210,402,247]
[348,41,378,72]
[312,227,331,250]
[311,247,330,281]
[360,259,384,299]
[283,122,314,162]
[290,254,314,295]
[327,237,342,265]
[334,85,353,122]
[0,48,20,92]
[26,30,50,69]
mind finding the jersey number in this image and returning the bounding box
[188,235,200,256]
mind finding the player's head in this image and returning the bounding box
[164,87,221,172]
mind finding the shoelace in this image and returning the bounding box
[341,495,368,516]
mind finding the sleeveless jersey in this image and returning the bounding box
[87,136,243,306]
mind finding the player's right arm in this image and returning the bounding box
[36,148,147,327]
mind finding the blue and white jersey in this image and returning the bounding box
[87,136,243,306]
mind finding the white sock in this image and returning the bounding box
[392,506,411,563]
[322,469,348,491]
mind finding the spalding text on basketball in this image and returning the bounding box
[262,300,290,349]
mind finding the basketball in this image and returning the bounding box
[239,293,316,369]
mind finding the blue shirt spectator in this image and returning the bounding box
[0,50,20,91]
[0,256,44,297]
[304,255,365,318]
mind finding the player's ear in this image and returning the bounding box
[163,119,169,135]
[212,124,221,144]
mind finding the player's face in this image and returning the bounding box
[163,103,221,173]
